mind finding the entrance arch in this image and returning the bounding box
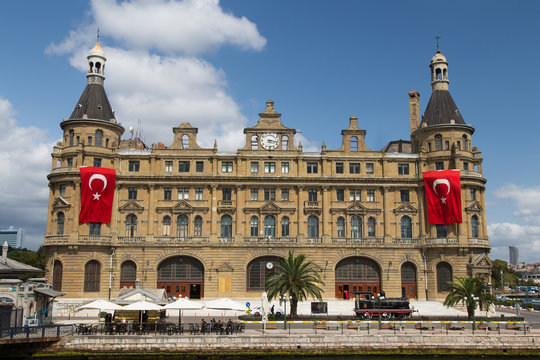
[157,256,204,299]
[335,257,381,298]
[401,262,417,299]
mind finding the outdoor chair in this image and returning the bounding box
[448,323,465,331]
[189,324,200,335]
[346,320,358,330]
[415,322,432,331]
[506,322,520,330]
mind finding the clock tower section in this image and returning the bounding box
[241,100,298,153]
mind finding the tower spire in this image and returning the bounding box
[434,34,440,52]
[97,28,100,44]
[429,46,448,91]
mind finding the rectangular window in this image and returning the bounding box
[366,189,375,202]
[436,162,444,170]
[128,160,140,172]
[89,222,101,236]
[470,188,476,201]
[222,188,232,201]
[178,161,190,172]
[336,189,344,201]
[251,189,259,201]
[67,158,73,167]
[128,187,137,200]
[281,162,289,174]
[222,161,233,173]
[308,189,317,201]
[178,188,189,200]
[164,188,172,200]
[336,162,344,174]
[281,189,289,201]
[264,188,275,201]
[59,184,66,197]
[195,161,204,172]
[93,158,102,167]
[165,161,173,173]
[88,136,92,146]
[398,163,409,175]
[349,163,360,174]
[350,189,361,201]
[195,188,203,200]
[251,162,259,173]
[463,162,469,171]
[264,162,276,173]
[307,162,318,174]
[400,190,410,202]
[366,163,374,174]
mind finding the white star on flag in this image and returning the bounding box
[440,197,446,204]
[93,192,101,200]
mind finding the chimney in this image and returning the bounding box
[1,241,8,264]
[408,90,420,134]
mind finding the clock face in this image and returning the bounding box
[266,262,274,270]
[261,133,279,150]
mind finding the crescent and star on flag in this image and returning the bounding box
[432,178,451,204]
[89,174,107,201]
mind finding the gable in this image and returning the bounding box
[172,200,194,213]
[119,201,144,213]
[393,202,418,215]
[465,201,483,213]
[52,197,71,212]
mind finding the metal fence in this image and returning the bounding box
[0,324,74,339]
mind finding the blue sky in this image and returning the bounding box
[0,0,539,262]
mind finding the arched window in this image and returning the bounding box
[350,136,358,151]
[181,135,189,149]
[281,136,289,150]
[56,160,61,168]
[367,217,376,237]
[125,214,137,237]
[177,214,188,238]
[52,260,63,292]
[337,216,345,237]
[436,68,442,80]
[400,216,412,239]
[120,260,137,288]
[162,216,171,236]
[437,262,453,292]
[251,135,258,150]
[246,256,283,291]
[401,262,416,282]
[250,216,259,237]
[471,215,479,238]
[281,216,289,237]
[436,224,448,238]
[462,135,467,150]
[221,215,232,238]
[434,134,443,150]
[84,260,101,292]
[264,215,276,238]
[56,212,65,235]
[69,130,74,146]
[307,215,319,238]
[443,68,448,79]
[95,130,103,147]
[194,216,203,236]
[351,216,362,238]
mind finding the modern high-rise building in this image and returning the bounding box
[42,42,491,300]
[0,226,24,249]
[509,245,519,266]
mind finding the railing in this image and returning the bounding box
[79,235,113,244]
[50,166,78,174]
[304,201,321,208]
[461,170,483,178]
[243,237,298,244]
[218,200,235,207]
[155,236,209,244]
[117,236,146,244]
[306,238,323,244]
[331,237,384,245]
[43,235,70,244]
[219,237,234,243]
[392,238,420,245]
[0,325,74,339]
[424,237,459,245]
[469,237,490,245]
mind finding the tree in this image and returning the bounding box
[7,246,46,280]
[491,259,522,288]
[265,251,325,318]
[443,277,496,320]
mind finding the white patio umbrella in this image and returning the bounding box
[261,292,269,326]
[164,298,203,327]
[122,301,163,324]
[205,298,246,311]
[76,299,124,311]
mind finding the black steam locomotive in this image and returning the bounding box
[354,291,413,319]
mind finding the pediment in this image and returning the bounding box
[345,201,368,215]
[465,201,483,213]
[172,200,194,213]
[471,253,492,268]
[119,201,144,213]
[216,262,234,272]
[52,197,71,212]
[260,201,280,214]
[393,202,418,215]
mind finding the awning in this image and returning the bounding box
[35,288,66,298]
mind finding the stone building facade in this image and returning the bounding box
[43,43,491,300]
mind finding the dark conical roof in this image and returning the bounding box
[420,90,465,126]
[69,83,115,121]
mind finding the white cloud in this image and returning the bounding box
[0,98,54,249]
[47,0,267,151]
[488,185,540,262]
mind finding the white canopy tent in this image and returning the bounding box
[164,298,203,327]
[122,300,163,323]
[205,298,246,311]
[76,299,124,311]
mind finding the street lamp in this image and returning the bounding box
[500,270,504,292]
[279,295,291,330]
[466,295,479,331]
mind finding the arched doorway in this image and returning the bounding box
[52,260,63,292]
[157,256,204,299]
[335,257,381,298]
[401,262,417,299]
[246,256,283,291]
[120,260,137,288]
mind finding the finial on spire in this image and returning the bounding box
[97,28,100,44]
[434,34,440,51]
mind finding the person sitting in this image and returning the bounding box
[201,319,208,333]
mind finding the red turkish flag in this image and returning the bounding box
[423,170,462,224]
[79,167,116,223]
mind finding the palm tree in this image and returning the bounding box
[443,277,496,320]
[265,251,325,318]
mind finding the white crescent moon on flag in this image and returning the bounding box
[89,174,107,192]
[433,179,450,197]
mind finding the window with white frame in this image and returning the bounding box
[251,189,259,201]
[251,162,259,173]
[264,162,276,173]
[222,161,233,173]
[195,188,203,200]
[165,161,173,173]
[177,188,189,200]
[281,188,289,201]
[366,189,375,202]
[350,189,361,201]
[365,163,374,174]
[281,162,289,173]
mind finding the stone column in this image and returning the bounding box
[147,185,155,237]
[322,186,329,242]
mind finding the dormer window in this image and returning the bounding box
[251,135,258,150]
[434,134,442,150]
[350,136,358,151]
[281,135,289,150]
[182,134,189,149]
